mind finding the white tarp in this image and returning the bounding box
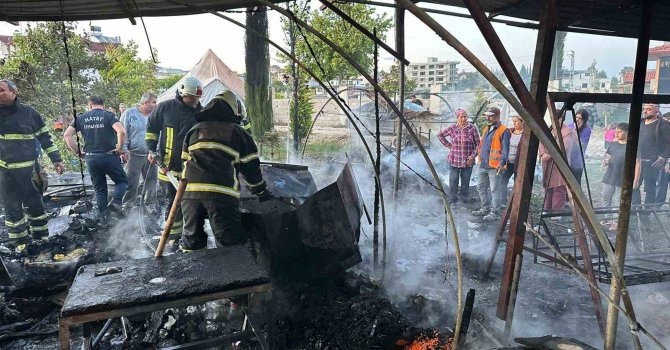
[158,49,245,106]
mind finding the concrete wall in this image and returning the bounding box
[273,87,373,128]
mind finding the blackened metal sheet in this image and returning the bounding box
[242,162,362,283]
[61,246,268,318]
[240,162,317,202]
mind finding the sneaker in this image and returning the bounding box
[107,201,124,217]
[472,209,489,216]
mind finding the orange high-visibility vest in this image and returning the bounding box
[477,124,508,168]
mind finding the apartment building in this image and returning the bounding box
[408,57,459,90]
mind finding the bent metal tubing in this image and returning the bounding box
[394,0,637,342]
[199,9,389,272]
[256,1,464,345]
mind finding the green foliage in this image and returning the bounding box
[550,31,567,81]
[379,61,417,96]
[156,74,183,93]
[469,89,489,131]
[289,79,314,140]
[92,41,157,108]
[597,69,608,79]
[245,7,274,145]
[456,71,489,91]
[280,1,393,82]
[610,76,619,91]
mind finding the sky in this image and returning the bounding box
[0,3,661,77]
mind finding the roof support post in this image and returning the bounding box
[462,0,559,319]
[604,1,654,349]
[392,2,405,210]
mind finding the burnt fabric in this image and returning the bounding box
[180,198,245,250]
[0,166,49,242]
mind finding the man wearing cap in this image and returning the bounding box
[633,103,670,206]
[146,77,203,249]
[179,90,272,251]
[0,79,64,248]
[472,107,510,221]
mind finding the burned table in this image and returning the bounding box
[59,246,271,349]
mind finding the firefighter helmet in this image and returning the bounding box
[213,90,246,117]
[178,77,203,97]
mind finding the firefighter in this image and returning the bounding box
[179,90,272,251]
[0,79,64,248]
[146,77,203,248]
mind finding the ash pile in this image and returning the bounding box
[1,164,455,350]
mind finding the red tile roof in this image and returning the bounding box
[622,70,656,84]
[649,43,670,60]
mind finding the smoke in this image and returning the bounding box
[106,210,155,259]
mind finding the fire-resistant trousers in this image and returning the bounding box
[0,166,49,243]
[162,180,183,241]
[180,198,245,250]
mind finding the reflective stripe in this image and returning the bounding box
[181,151,190,160]
[164,127,174,167]
[8,230,29,239]
[240,153,259,163]
[158,170,180,182]
[0,159,35,169]
[26,213,48,221]
[242,123,252,130]
[145,132,158,141]
[34,126,49,135]
[44,145,59,154]
[5,218,26,228]
[0,133,35,140]
[185,183,240,198]
[30,224,49,232]
[247,180,265,189]
[188,142,239,161]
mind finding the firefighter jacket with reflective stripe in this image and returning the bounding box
[0,100,62,169]
[145,93,202,180]
[477,124,509,168]
[181,101,266,200]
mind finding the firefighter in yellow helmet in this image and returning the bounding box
[146,76,203,249]
[179,90,272,250]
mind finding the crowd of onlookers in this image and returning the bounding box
[437,103,670,222]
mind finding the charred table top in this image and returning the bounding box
[61,246,270,318]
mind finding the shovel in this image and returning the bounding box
[0,256,15,287]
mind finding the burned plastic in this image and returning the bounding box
[242,162,362,283]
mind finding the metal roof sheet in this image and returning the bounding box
[0,1,667,41]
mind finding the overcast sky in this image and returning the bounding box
[0,4,661,77]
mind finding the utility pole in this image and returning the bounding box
[568,50,575,92]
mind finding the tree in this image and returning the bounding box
[245,6,274,145]
[289,78,314,140]
[597,69,608,79]
[551,31,567,83]
[0,22,103,169]
[519,64,531,88]
[379,61,417,97]
[610,76,619,91]
[469,89,489,131]
[156,74,182,93]
[93,41,157,108]
[0,22,101,122]
[282,2,393,82]
[456,70,489,91]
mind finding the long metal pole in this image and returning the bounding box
[289,2,299,153]
[392,3,405,204]
[604,1,653,349]
[373,28,380,270]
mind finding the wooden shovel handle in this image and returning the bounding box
[155,178,188,257]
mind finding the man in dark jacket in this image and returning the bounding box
[0,80,64,247]
[633,103,670,206]
[146,77,203,247]
[179,90,272,251]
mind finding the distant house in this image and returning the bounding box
[83,26,120,54]
[0,35,15,61]
[549,69,612,93]
[618,68,655,94]
[156,66,188,79]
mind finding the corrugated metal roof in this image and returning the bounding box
[0,1,668,41]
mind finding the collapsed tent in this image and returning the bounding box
[157,49,245,105]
